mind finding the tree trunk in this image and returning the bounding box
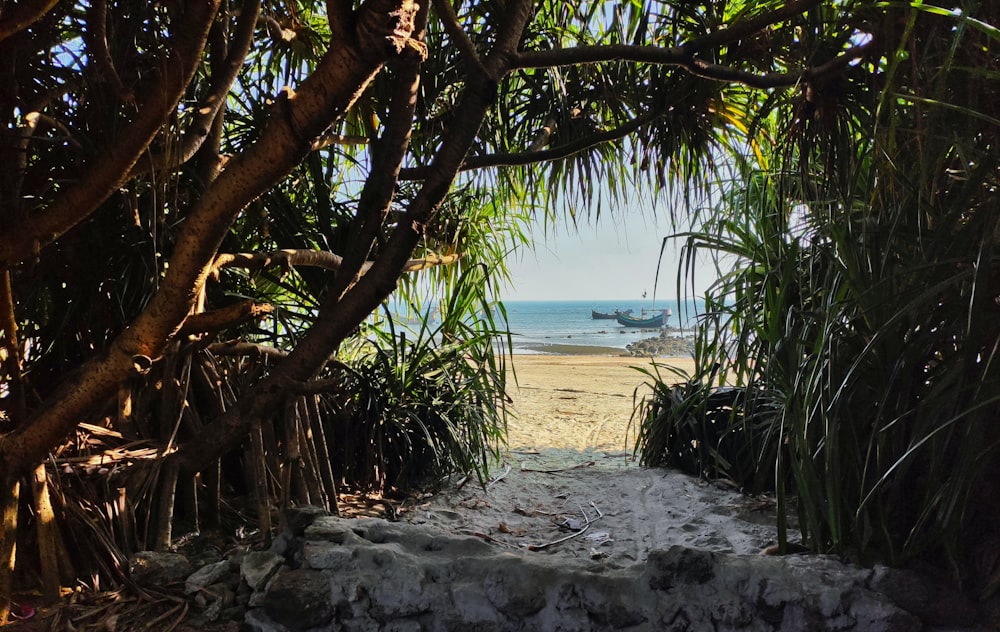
[0,479,19,625]
[30,464,61,603]
[172,0,535,476]
[0,0,418,486]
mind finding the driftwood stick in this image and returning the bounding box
[485,464,511,490]
[528,500,604,551]
[520,461,595,474]
[527,523,591,551]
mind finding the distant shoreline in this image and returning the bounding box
[511,333,696,358]
[511,342,630,356]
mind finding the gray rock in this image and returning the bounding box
[869,566,981,627]
[258,568,334,631]
[281,505,331,536]
[246,514,941,631]
[185,560,231,594]
[129,550,192,585]
[241,550,284,592]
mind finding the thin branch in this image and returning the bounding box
[432,0,486,76]
[310,133,370,151]
[511,0,845,88]
[210,248,462,279]
[261,14,297,42]
[85,0,135,105]
[527,501,604,551]
[399,109,661,180]
[176,301,274,338]
[133,0,262,177]
[686,42,872,88]
[683,0,824,55]
[485,463,511,490]
[514,42,872,89]
[507,0,824,71]
[206,342,288,359]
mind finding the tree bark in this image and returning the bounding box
[173,0,536,474]
[0,0,420,484]
[0,479,18,625]
[30,464,62,603]
[0,0,59,42]
[132,0,262,177]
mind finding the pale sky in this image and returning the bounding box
[501,209,719,302]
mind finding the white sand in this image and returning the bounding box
[400,355,785,563]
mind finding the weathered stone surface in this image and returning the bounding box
[282,505,331,535]
[241,514,953,632]
[128,550,192,585]
[254,568,334,631]
[241,550,284,592]
[185,559,230,594]
[869,566,980,627]
[137,506,986,631]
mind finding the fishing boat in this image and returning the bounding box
[616,310,667,328]
[591,308,633,320]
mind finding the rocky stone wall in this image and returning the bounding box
[131,506,998,631]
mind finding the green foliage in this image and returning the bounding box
[632,362,781,495]
[7,0,998,603]
[329,266,510,492]
[634,0,1000,592]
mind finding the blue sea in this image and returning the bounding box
[499,299,701,355]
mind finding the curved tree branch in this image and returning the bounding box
[133,0,262,177]
[328,0,430,300]
[0,0,221,269]
[0,0,59,43]
[261,14,297,42]
[206,341,288,360]
[399,108,662,180]
[514,42,872,89]
[176,300,274,338]
[432,0,486,76]
[687,43,871,87]
[0,0,421,482]
[210,248,461,279]
[85,0,134,105]
[310,133,370,151]
[682,0,824,55]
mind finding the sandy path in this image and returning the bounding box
[401,355,783,564]
[504,355,695,462]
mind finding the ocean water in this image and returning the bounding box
[499,299,700,355]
